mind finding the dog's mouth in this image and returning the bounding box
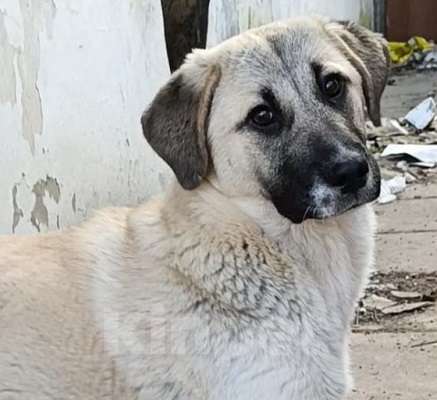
[270,164,381,224]
[306,190,378,221]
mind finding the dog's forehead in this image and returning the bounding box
[218,19,356,88]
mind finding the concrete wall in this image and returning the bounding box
[0,0,171,234]
[0,0,373,235]
[207,0,374,46]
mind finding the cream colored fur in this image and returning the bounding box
[0,182,375,399]
[0,17,383,400]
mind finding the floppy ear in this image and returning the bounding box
[326,21,390,126]
[141,57,221,190]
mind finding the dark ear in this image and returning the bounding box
[141,60,221,190]
[326,21,390,126]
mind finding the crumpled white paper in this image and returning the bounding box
[378,175,407,204]
[404,97,436,130]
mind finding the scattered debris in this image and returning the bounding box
[389,36,437,71]
[378,175,407,204]
[367,96,437,190]
[417,50,437,71]
[355,272,437,325]
[403,97,436,130]
[381,144,437,165]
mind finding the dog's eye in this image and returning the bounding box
[249,105,276,127]
[321,74,345,99]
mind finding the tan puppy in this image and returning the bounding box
[0,17,388,400]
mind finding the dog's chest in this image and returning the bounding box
[202,320,346,400]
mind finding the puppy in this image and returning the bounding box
[0,17,388,400]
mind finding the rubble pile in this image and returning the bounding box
[389,36,437,71]
[367,96,437,204]
[355,271,437,325]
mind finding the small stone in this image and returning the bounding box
[382,302,434,315]
[385,283,397,290]
[391,290,422,300]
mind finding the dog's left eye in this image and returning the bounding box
[249,105,276,127]
[321,74,345,99]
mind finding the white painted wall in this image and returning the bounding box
[207,0,373,46]
[0,0,373,235]
[0,0,171,234]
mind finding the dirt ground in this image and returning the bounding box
[348,71,437,400]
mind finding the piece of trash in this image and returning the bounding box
[389,37,433,65]
[367,118,410,138]
[417,50,437,71]
[388,119,409,136]
[362,294,396,311]
[424,51,437,64]
[378,176,407,204]
[390,290,422,300]
[381,301,434,315]
[395,160,409,172]
[381,144,437,164]
[404,97,436,130]
[409,161,436,168]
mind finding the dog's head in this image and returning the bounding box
[142,18,389,223]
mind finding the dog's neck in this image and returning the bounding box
[162,179,355,247]
[159,180,372,319]
[186,179,342,244]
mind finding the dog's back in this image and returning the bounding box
[0,208,134,399]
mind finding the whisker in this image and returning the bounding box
[301,206,312,223]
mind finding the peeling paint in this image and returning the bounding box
[30,175,60,232]
[17,0,57,154]
[11,184,24,233]
[71,193,76,213]
[0,11,18,105]
[0,0,173,234]
[30,181,49,232]
[45,175,61,202]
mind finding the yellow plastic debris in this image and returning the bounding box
[388,36,433,65]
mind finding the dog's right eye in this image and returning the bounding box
[248,105,276,128]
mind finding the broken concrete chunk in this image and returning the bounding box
[381,301,434,315]
[404,172,417,183]
[363,294,397,311]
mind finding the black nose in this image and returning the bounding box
[325,158,369,193]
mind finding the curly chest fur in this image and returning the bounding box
[157,207,374,400]
[95,201,374,400]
